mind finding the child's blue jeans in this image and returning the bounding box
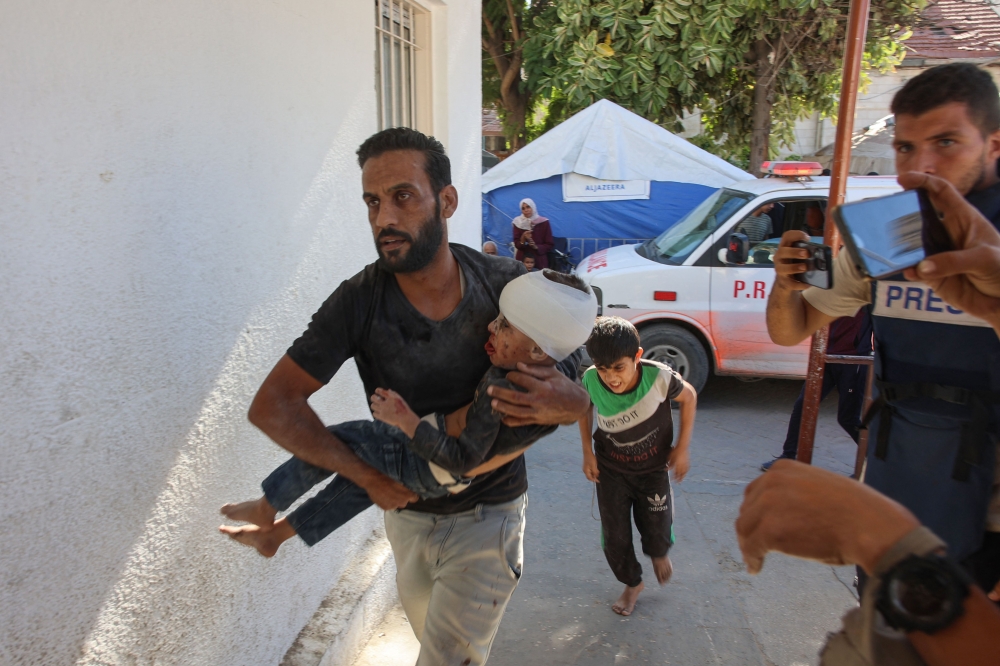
[262,420,449,546]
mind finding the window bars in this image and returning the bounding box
[375,0,419,130]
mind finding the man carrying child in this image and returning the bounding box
[219,270,597,560]
[224,127,591,666]
[579,316,697,616]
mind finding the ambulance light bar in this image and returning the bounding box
[760,161,824,177]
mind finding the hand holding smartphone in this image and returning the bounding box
[833,188,953,279]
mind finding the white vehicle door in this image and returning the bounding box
[708,196,825,376]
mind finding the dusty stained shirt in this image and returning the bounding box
[287,244,533,514]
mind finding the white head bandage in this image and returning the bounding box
[498,272,599,362]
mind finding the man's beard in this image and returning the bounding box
[375,200,445,274]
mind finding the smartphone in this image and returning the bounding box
[833,189,952,279]
[791,241,834,289]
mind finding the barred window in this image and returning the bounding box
[375,0,419,130]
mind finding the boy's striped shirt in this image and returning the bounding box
[582,360,683,474]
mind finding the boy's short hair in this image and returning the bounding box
[541,268,589,294]
[586,316,640,367]
[356,127,452,195]
[891,64,1000,137]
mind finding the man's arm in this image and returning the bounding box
[488,362,590,427]
[766,230,839,346]
[735,460,1000,666]
[248,354,417,510]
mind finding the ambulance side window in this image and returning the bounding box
[783,199,828,237]
[706,198,827,268]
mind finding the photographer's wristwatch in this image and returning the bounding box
[876,553,972,634]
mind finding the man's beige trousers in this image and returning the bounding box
[385,494,526,666]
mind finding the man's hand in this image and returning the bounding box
[583,452,600,482]
[370,388,420,438]
[898,172,1000,335]
[488,363,590,427]
[765,231,839,346]
[668,446,690,482]
[735,460,919,575]
[772,230,814,291]
[250,355,415,509]
[363,473,418,510]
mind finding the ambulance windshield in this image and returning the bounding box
[637,189,754,265]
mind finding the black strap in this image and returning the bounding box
[860,394,891,459]
[860,380,1000,481]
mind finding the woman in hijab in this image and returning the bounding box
[512,198,555,269]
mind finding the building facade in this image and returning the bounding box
[0,1,481,664]
[782,0,1000,160]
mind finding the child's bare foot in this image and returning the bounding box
[220,496,277,529]
[218,518,295,558]
[612,582,644,616]
[652,555,673,585]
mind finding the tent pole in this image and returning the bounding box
[796,0,871,465]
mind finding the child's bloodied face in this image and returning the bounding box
[486,312,546,370]
[594,351,643,394]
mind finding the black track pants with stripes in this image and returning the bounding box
[595,462,674,588]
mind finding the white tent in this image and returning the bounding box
[481,99,750,194]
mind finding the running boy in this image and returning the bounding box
[578,316,697,616]
[220,270,597,557]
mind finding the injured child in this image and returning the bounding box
[219,269,598,556]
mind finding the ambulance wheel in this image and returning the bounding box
[639,324,709,393]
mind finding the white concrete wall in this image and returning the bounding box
[0,1,481,664]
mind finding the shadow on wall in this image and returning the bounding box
[3,95,381,664]
[80,131,378,663]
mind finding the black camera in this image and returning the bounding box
[791,240,833,289]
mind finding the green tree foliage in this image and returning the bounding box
[522,0,923,174]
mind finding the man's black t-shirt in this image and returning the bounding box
[287,244,531,514]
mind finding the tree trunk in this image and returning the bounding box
[482,0,531,151]
[502,94,529,150]
[749,40,775,177]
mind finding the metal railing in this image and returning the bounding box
[562,238,648,264]
[482,236,650,269]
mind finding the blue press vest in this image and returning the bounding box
[863,182,1000,561]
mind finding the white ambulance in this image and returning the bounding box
[575,162,900,392]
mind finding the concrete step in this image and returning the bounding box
[281,524,398,666]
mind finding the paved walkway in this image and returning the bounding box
[353,377,861,665]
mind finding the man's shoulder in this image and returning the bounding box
[323,259,382,295]
[314,261,385,314]
[967,180,1000,228]
[452,244,526,296]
